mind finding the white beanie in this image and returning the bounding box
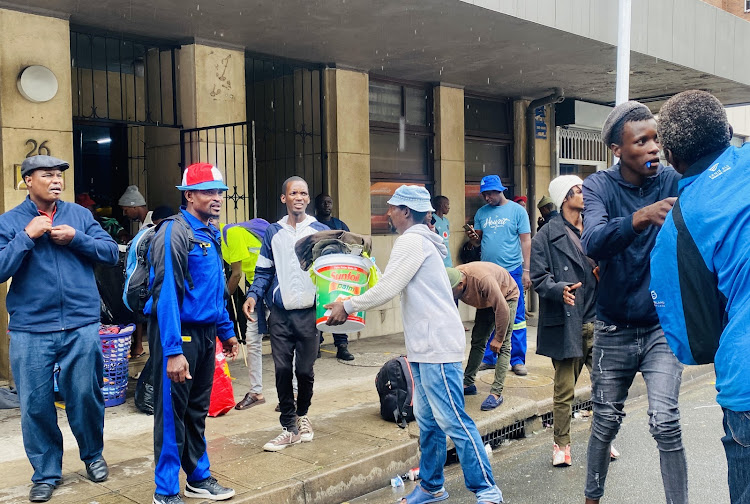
[549,175,584,211]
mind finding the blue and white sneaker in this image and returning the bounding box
[184,476,235,501]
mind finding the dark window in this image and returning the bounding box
[369,78,433,234]
[464,95,513,223]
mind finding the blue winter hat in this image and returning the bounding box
[387,185,435,212]
[479,174,507,193]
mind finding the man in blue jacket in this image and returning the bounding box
[146,163,239,504]
[581,101,687,504]
[651,90,748,503]
[0,155,119,502]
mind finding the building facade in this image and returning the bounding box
[0,0,749,379]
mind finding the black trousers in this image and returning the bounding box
[268,305,318,430]
[150,320,216,496]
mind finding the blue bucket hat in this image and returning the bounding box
[479,175,507,193]
[387,185,435,212]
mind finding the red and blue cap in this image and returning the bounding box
[177,163,229,191]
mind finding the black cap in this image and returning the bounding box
[21,155,69,179]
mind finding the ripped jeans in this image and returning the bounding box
[584,322,687,503]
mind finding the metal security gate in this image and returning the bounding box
[180,122,251,225]
[180,54,326,225]
[246,54,326,222]
[555,127,611,178]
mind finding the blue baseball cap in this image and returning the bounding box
[480,175,507,193]
[387,185,435,212]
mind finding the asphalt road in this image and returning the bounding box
[349,372,728,504]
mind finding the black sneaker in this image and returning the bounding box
[336,345,354,361]
[152,494,185,504]
[185,476,235,501]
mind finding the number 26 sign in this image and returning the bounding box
[14,139,59,190]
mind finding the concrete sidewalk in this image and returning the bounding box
[0,327,713,504]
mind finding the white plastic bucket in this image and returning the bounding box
[313,253,371,333]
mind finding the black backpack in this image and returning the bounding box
[375,356,415,428]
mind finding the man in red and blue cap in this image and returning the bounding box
[465,174,532,382]
[146,162,239,504]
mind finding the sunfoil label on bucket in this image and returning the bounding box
[313,256,370,333]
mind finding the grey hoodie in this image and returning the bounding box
[345,224,466,363]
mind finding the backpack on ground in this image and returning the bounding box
[122,215,195,314]
[375,356,415,428]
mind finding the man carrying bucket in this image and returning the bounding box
[325,185,503,504]
[243,176,329,451]
[0,155,119,502]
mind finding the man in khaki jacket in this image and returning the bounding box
[447,263,519,411]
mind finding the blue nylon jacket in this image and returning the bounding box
[0,197,119,332]
[581,163,680,326]
[650,144,750,411]
[247,215,329,311]
[145,208,235,357]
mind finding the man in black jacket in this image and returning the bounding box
[531,175,597,468]
[581,101,685,504]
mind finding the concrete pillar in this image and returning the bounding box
[0,8,74,380]
[433,85,465,266]
[323,68,371,234]
[176,43,248,224]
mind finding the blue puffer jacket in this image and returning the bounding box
[581,163,680,326]
[0,197,119,332]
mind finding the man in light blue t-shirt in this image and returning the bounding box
[431,195,452,267]
[467,175,531,376]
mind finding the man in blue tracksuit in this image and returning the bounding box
[146,163,239,504]
[581,101,687,504]
[651,90,750,503]
[0,155,118,502]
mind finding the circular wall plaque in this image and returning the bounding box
[17,65,58,103]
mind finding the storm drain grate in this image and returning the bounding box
[444,419,526,465]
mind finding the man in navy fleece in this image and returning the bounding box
[0,155,119,502]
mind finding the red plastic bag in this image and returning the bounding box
[209,337,235,417]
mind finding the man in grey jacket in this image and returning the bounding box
[531,175,598,468]
[325,185,502,504]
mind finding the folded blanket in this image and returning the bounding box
[295,230,372,271]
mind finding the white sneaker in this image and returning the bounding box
[263,428,301,452]
[552,443,571,467]
[298,415,314,442]
[610,445,620,460]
